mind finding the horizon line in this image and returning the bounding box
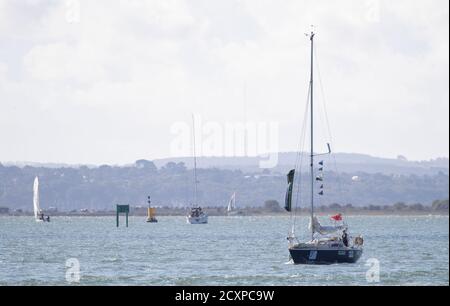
[1,151,449,168]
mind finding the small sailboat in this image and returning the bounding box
[186,115,208,224]
[285,30,363,265]
[33,177,50,222]
[187,207,208,224]
[226,192,240,216]
[146,196,158,223]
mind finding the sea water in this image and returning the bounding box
[0,215,448,285]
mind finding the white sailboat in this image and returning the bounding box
[186,115,208,224]
[226,192,240,216]
[33,177,49,222]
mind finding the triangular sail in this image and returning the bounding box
[33,177,41,220]
[227,192,236,212]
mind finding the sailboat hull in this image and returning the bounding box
[289,247,363,265]
[186,215,208,224]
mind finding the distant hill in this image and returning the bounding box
[0,154,448,212]
[3,153,448,176]
[153,153,449,176]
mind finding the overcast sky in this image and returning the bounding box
[0,0,448,165]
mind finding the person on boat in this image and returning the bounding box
[342,230,349,247]
[40,213,44,220]
[45,215,50,222]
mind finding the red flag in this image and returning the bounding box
[331,213,343,221]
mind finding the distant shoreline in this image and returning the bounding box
[2,200,448,217]
[3,199,448,217]
[2,210,448,217]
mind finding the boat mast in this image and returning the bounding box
[309,30,315,241]
[192,114,198,207]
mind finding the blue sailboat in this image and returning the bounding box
[285,30,364,265]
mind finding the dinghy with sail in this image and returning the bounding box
[33,176,50,222]
[226,192,240,216]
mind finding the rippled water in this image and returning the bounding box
[0,215,448,286]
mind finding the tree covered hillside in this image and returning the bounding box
[0,160,448,212]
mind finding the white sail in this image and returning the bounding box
[227,192,236,212]
[33,176,42,221]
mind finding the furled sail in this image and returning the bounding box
[284,169,295,212]
[308,216,347,235]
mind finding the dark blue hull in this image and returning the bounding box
[289,248,363,265]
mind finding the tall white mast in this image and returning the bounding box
[192,114,198,207]
[309,30,315,241]
[243,82,248,157]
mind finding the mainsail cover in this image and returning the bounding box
[308,216,347,235]
[284,169,295,212]
[33,176,41,219]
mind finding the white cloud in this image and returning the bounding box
[0,0,448,164]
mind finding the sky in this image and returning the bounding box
[0,0,448,165]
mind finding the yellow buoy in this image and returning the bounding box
[147,207,158,223]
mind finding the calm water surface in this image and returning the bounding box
[0,215,448,285]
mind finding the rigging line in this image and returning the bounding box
[313,42,344,196]
[290,95,307,230]
[293,85,310,172]
[292,126,307,234]
[291,94,308,231]
[292,83,311,233]
[192,114,199,207]
[293,90,310,178]
[292,82,310,202]
[293,126,308,233]
[313,44,333,145]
